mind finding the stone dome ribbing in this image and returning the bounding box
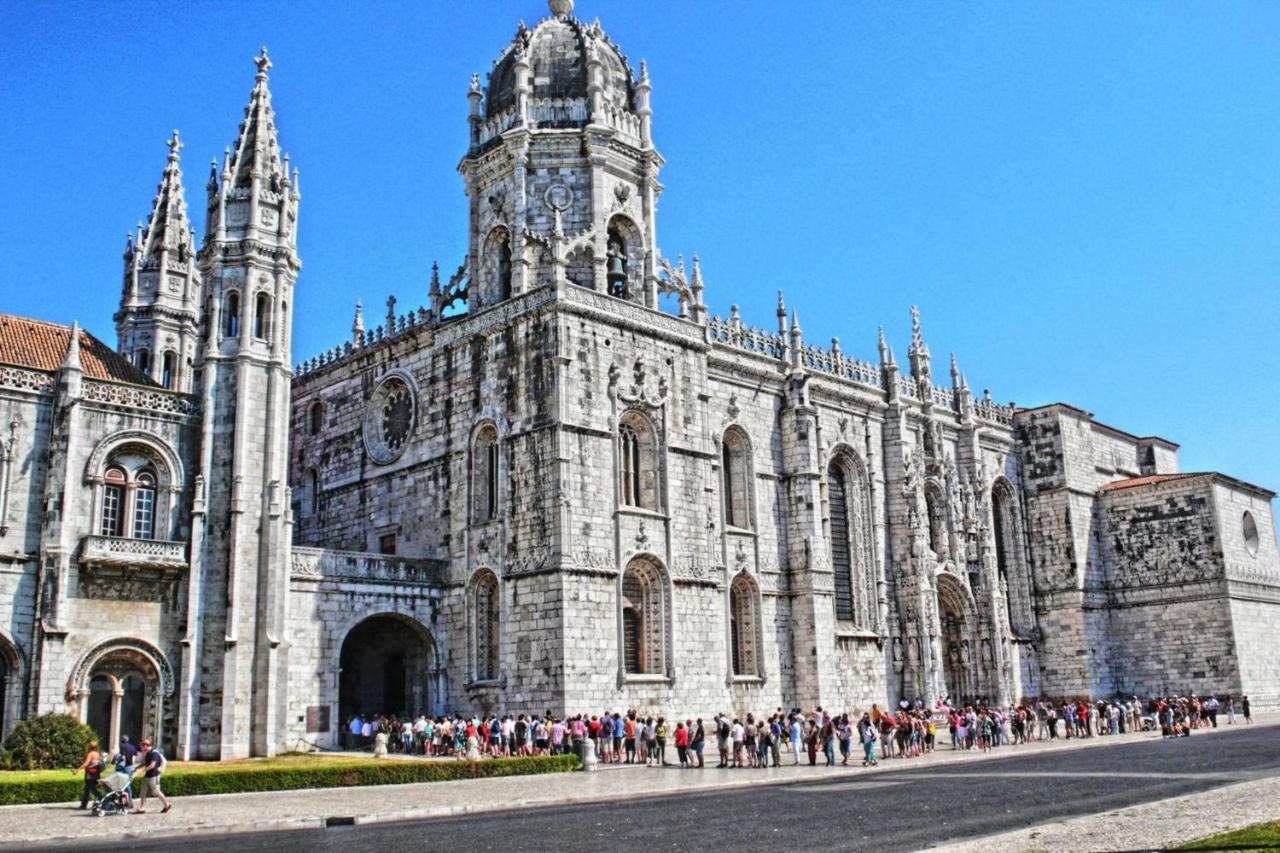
[485,15,635,120]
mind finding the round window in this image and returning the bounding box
[363,372,416,464]
[1243,511,1260,557]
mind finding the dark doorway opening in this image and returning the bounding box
[338,615,434,728]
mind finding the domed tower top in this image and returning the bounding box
[460,1,661,314]
[483,1,641,129]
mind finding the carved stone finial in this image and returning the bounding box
[549,0,574,17]
[254,46,272,78]
[166,129,182,161]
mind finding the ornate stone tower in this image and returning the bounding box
[457,0,662,311]
[115,131,201,392]
[181,47,300,759]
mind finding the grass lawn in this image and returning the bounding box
[0,752,579,805]
[1178,819,1280,851]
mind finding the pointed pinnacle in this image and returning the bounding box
[62,321,83,371]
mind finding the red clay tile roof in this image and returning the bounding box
[1098,473,1201,494]
[0,313,155,386]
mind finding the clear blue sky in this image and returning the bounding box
[2,1,1277,494]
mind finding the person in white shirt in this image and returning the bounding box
[730,720,745,767]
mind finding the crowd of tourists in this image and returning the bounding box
[342,693,1252,767]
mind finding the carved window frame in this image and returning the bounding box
[619,556,671,679]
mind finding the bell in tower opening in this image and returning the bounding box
[607,233,628,298]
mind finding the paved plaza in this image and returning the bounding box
[6,716,1278,852]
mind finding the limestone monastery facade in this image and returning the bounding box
[0,1,1278,758]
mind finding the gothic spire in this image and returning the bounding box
[228,47,285,190]
[137,130,195,263]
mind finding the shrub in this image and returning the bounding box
[0,753,579,805]
[2,714,98,771]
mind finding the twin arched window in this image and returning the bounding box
[828,454,876,629]
[721,427,752,529]
[472,570,500,682]
[471,425,500,523]
[621,558,669,676]
[730,573,760,677]
[618,412,659,511]
[100,457,159,540]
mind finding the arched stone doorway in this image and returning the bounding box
[937,575,977,704]
[71,640,170,753]
[338,614,435,725]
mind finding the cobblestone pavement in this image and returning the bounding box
[5,715,1277,852]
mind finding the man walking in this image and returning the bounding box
[135,739,171,814]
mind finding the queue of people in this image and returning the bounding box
[340,692,1253,769]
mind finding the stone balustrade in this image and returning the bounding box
[80,535,188,573]
[291,546,446,587]
[82,379,198,416]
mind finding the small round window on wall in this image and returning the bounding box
[1243,511,1260,557]
[363,371,416,464]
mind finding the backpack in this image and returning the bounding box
[152,749,167,775]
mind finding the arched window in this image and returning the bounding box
[254,292,270,339]
[829,465,855,622]
[472,425,500,523]
[101,468,126,537]
[131,472,156,539]
[730,573,760,677]
[721,427,752,529]
[224,292,240,338]
[308,400,324,436]
[306,468,320,516]
[473,570,500,682]
[618,412,659,511]
[98,447,169,541]
[606,225,629,298]
[620,558,669,676]
[992,478,1033,636]
[160,352,175,390]
[925,482,948,559]
[135,349,151,377]
[828,453,875,629]
[497,235,512,301]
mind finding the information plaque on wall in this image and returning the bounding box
[306,705,330,733]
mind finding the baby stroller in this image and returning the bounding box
[92,758,134,817]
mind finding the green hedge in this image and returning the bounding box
[0,754,579,806]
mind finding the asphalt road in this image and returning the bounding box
[31,724,1280,853]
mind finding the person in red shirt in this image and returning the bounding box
[674,721,690,768]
